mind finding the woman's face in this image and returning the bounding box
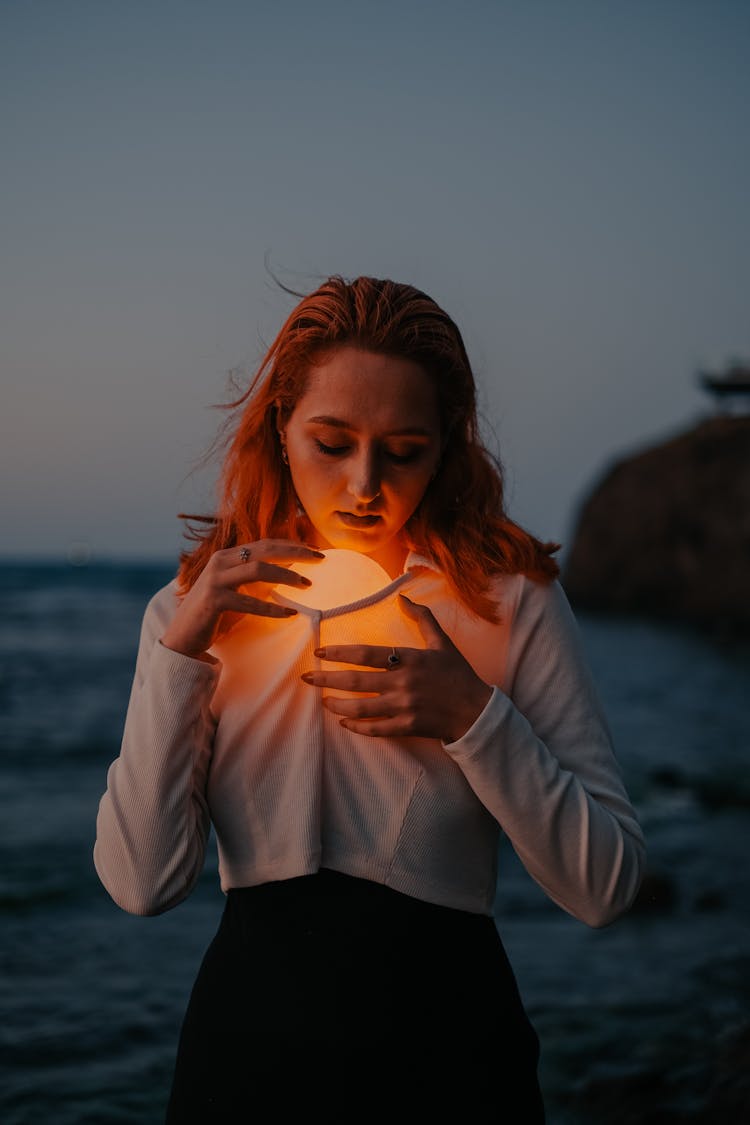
[282,347,442,577]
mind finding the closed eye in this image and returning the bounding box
[315,439,350,457]
[314,439,425,464]
[385,448,421,464]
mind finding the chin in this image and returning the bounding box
[329,534,385,555]
[321,526,401,568]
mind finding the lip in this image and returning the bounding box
[336,511,383,529]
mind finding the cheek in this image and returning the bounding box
[390,471,434,514]
[291,459,337,506]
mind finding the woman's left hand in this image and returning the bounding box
[301,594,493,744]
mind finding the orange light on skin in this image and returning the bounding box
[268,549,427,700]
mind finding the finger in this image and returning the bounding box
[236,561,315,589]
[314,644,417,669]
[301,669,388,693]
[225,591,298,618]
[322,695,394,718]
[224,543,325,567]
[398,594,449,649]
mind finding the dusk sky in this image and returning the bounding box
[3,0,748,563]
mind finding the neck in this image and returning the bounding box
[367,538,408,579]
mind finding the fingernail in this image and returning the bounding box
[298,576,312,586]
[310,550,326,558]
[314,647,326,658]
[283,608,298,616]
[300,672,314,683]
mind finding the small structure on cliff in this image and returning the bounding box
[698,362,750,413]
[562,414,750,635]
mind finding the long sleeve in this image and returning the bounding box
[95,560,645,922]
[94,584,219,916]
[443,579,645,928]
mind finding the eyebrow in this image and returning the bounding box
[306,415,435,437]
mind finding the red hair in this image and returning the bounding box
[178,276,558,620]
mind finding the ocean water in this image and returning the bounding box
[1,561,748,1124]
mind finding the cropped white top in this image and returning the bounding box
[94,550,644,925]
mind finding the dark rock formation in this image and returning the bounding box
[562,415,750,634]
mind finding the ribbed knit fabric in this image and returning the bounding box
[94,549,644,925]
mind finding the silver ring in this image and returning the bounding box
[386,647,401,670]
[239,547,251,562]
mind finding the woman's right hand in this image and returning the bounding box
[160,541,325,659]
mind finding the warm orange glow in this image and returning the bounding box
[282,549,398,610]
[269,548,427,699]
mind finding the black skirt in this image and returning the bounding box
[166,869,545,1123]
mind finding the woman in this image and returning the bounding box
[95,276,644,1122]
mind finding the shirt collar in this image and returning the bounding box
[403,549,442,575]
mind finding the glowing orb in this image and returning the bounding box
[278,549,401,611]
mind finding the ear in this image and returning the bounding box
[273,399,286,440]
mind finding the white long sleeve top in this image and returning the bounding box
[94,549,644,926]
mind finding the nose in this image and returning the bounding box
[347,448,381,505]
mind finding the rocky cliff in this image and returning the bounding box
[562,415,750,635]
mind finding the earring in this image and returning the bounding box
[279,433,289,465]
